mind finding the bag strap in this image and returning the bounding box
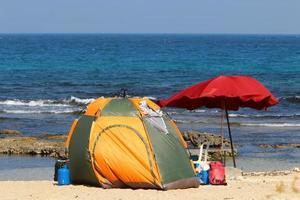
[203,142,209,162]
[198,143,204,162]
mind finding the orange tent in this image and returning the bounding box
[66,97,199,190]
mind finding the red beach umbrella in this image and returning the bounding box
[158,75,279,168]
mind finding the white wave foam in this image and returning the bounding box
[188,109,206,113]
[229,113,300,118]
[0,96,94,114]
[68,96,95,105]
[241,123,300,127]
[144,96,157,101]
[0,96,95,107]
[0,100,69,107]
[2,109,78,114]
[229,114,242,117]
[174,119,190,124]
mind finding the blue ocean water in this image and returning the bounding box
[0,34,299,171]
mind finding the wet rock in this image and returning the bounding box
[183,130,231,148]
[37,133,67,141]
[184,130,236,160]
[242,170,292,177]
[0,136,66,158]
[258,143,300,149]
[0,129,22,135]
[0,130,235,160]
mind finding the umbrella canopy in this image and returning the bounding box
[158,75,279,168]
[158,75,278,110]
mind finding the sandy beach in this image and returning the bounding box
[0,172,299,200]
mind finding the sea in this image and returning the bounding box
[0,34,299,179]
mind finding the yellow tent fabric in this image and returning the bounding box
[67,97,199,189]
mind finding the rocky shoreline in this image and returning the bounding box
[242,167,300,176]
[258,143,300,149]
[0,136,66,158]
[1,129,300,159]
[0,130,67,158]
[183,130,232,148]
[0,129,234,158]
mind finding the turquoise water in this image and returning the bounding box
[0,34,299,172]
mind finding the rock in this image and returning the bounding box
[37,133,67,141]
[258,143,300,149]
[0,136,66,158]
[183,130,231,148]
[184,130,236,160]
[0,129,236,160]
[0,129,22,135]
[242,170,292,177]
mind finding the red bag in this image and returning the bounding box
[209,162,226,185]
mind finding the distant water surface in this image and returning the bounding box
[0,34,299,172]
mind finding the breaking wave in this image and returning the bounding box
[173,119,191,124]
[145,96,157,101]
[0,99,68,107]
[0,96,95,107]
[66,96,95,106]
[0,96,161,115]
[1,109,81,114]
[0,96,93,114]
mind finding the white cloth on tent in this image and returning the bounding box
[139,100,169,134]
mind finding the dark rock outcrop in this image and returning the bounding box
[0,129,234,159]
[0,136,66,158]
[0,129,22,135]
[37,133,67,141]
[183,130,232,148]
[258,143,300,149]
[183,130,236,160]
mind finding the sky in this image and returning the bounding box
[0,0,300,34]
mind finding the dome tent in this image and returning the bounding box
[66,97,199,189]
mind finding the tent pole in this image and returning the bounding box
[224,101,236,168]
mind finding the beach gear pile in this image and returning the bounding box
[65,97,199,189]
[193,143,226,185]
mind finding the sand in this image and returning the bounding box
[0,173,299,200]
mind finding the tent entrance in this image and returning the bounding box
[91,124,159,188]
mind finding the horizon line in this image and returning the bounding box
[0,32,300,36]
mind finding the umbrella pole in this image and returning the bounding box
[221,110,226,166]
[224,104,236,168]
